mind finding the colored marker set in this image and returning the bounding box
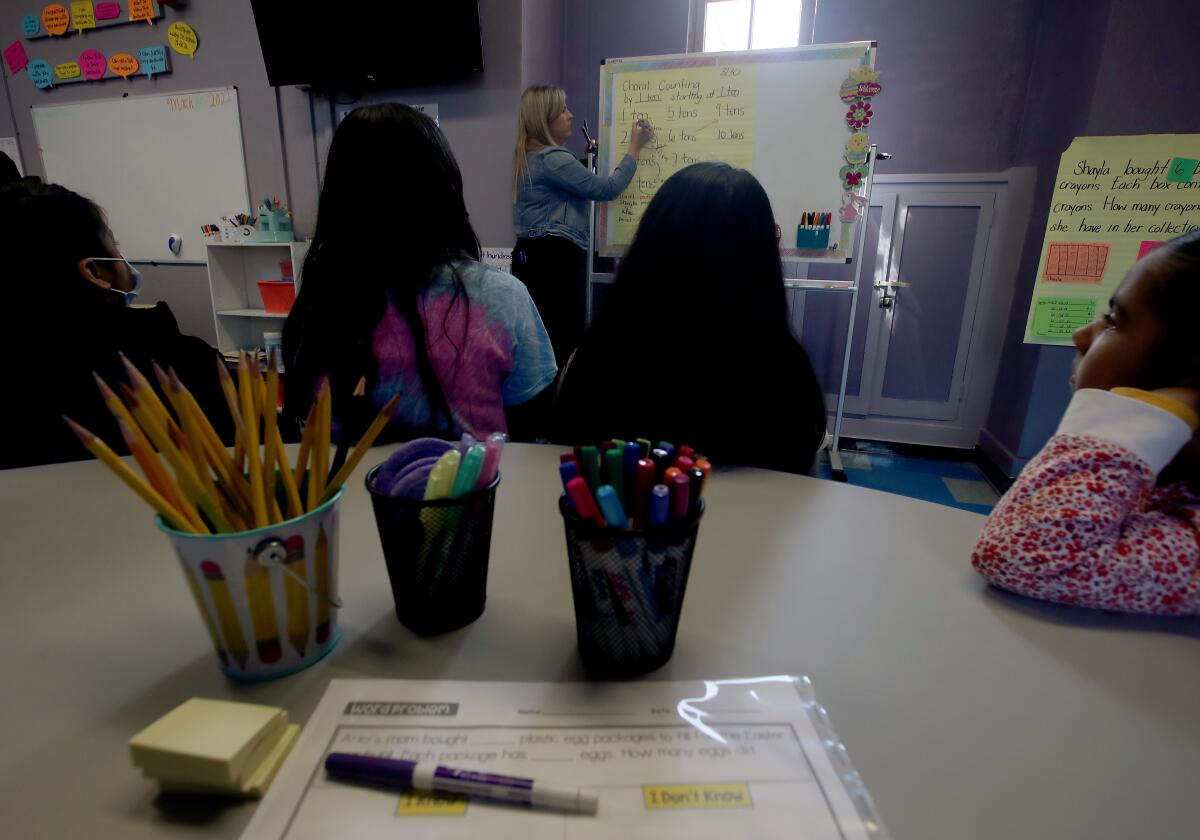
[558,439,710,531]
[558,439,708,676]
[366,434,505,636]
[796,210,832,250]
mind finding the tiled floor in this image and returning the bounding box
[816,441,1002,515]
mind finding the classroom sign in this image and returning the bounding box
[1024,134,1200,345]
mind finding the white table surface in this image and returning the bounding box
[1,443,1197,839]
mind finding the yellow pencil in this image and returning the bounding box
[180,562,230,668]
[200,559,249,670]
[244,548,282,664]
[119,353,182,439]
[294,401,317,511]
[239,353,269,528]
[283,535,309,657]
[322,394,400,503]
[309,378,331,509]
[217,357,247,476]
[261,352,282,524]
[65,417,197,534]
[315,523,331,645]
[263,353,304,520]
[160,366,231,530]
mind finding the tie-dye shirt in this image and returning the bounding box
[370,260,557,438]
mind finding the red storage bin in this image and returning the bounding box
[257,280,296,314]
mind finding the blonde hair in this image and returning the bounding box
[512,85,567,201]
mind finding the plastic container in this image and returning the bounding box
[158,490,343,681]
[257,280,296,314]
[560,496,703,677]
[365,464,500,636]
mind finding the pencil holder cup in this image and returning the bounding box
[365,465,500,636]
[257,210,294,243]
[559,497,703,677]
[157,489,343,682]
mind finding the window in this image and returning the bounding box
[689,0,814,53]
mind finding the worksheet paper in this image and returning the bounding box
[241,676,886,840]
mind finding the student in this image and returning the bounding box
[284,104,557,442]
[511,85,654,362]
[555,162,828,474]
[973,232,1200,615]
[0,180,230,468]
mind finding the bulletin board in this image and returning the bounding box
[1024,134,1200,345]
[32,87,250,263]
[597,42,878,261]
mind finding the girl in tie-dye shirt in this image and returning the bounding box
[284,104,556,441]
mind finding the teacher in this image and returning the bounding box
[511,85,654,363]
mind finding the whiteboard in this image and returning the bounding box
[598,43,876,261]
[32,87,250,263]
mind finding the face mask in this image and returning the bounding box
[89,255,143,306]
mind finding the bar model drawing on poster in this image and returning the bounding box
[240,677,886,839]
[1024,134,1200,345]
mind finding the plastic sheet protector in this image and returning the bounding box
[242,676,888,839]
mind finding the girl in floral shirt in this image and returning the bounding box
[973,231,1200,615]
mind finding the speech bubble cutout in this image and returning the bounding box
[80,48,106,80]
[29,60,53,88]
[108,52,138,79]
[167,22,197,57]
[54,61,81,80]
[4,41,29,75]
[42,4,70,36]
[129,0,154,23]
[94,1,120,19]
[22,14,41,36]
[70,1,96,32]
[137,45,166,78]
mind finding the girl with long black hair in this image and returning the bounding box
[284,104,557,441]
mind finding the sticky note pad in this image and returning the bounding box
[1032,296,1095,338]
[150,723,300,798]
[129,698,288,789]
[1167,158,1198,184]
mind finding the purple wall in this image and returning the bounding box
[522,0,565,86]
[984,0,1200,469]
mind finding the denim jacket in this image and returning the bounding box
[513,146,637,250]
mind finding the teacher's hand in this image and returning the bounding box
[628,120,655,156]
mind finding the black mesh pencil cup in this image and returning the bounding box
[559,496,703,677]
[366,464,500,635]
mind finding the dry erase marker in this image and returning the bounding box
[695,458,712,487]
[664,466,682,484]
[670,472,690,521]
[622,441,641,504]
[649,484,670,528]
[604,448,625,506]
[633,459,655,528]
[636,438,652,458]
[675,455,694,472]
[687,467,705,513]
[679,445,695,460]
[657,441,676,462]
[566,476,605,527]
[325,753,598,814]
[559,461,582,513]
[596,485,629,529]
[650,447,671,481]
[580,446,602,492]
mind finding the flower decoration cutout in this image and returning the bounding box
[846,101,872,130]
[839,164,867,191]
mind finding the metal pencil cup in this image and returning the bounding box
[559,496,703,677]
[157,490,343,682]
[365,465,500,636]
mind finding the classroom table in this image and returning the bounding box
[1,443,1197,839]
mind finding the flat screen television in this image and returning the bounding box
[249,1,484,89]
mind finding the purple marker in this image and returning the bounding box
[325,752,599,813]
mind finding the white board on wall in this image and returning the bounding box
[598,43,876,261]
[32,87,250,263]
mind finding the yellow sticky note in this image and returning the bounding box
[54,61,81,79]
[70,1,95,32]
[643,783,753,810]
[168,21,198,57]
[395,791,468,816]
[42,3,70,36]
[108,52,139,79]
[128,0,153,23]
[609,64,758,246]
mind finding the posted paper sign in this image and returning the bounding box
[1024,134,1200,345]
[241,677,884,840]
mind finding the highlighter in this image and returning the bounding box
[670,472,690,521]
[478,432,504,489]
[595,485,629,529]
[604,448,625,506]
[451,443,486,498]
[424,449,461,500]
